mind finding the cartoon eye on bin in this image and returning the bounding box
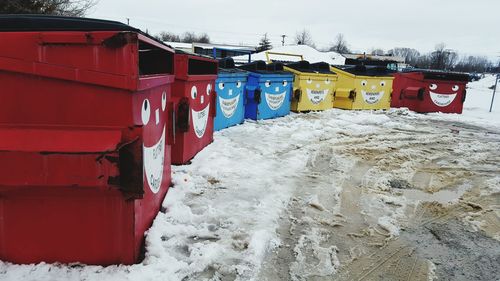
[361,80,368,86]
[429,84,438,90]
[306,78,312,84]
[265,81,271,87]
[380,81,386,87]
[161,91,167,111]
[218,82,225,90]
[452,85,459,91]
[282,80,288,87]
[325,78,331,84]
[191,86,198,99]
[141,99,150,125]
[206,84,212,95]
[236,81,242,88]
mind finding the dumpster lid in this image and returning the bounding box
[403,69,469,82]
[286,61,335,74]
[218,57,247,74]
[238,60,290,75]
[0,14,138,32]
[335,64,395,76]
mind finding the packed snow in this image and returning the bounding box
[1,75,499,280]
[233,45,345,65]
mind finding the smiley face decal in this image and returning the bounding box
[428,83,460,107]
[262,80,289,110]
[141,91,167,194]
[191,84,211,138]
[217,80,242,118]
[305,77,332,105]
[359,79,387,104]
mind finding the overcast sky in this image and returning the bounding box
[89,0,500,61]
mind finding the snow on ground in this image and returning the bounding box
[1,76,499,281]
[233,45,345,65]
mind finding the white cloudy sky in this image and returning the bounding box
[89,0,499,61]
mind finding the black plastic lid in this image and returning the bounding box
[0,14,138,32]
[286,60,311,71]
[403,69,469,82]
[310,62,335,74]
[267,62,284,71]
[238,60,267,72]
[218,57,235,69]
[335,64,395,76]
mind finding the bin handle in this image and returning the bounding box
[294,89,302,102]
[461,89,467,103]
[211,90,217,117]
[349,90,356,101]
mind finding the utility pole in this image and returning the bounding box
[281,35,286,46]
[489,58,500,113]
[490,73,499,113]
[126,18,130,25]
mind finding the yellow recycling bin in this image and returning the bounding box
[266,52,338,112]
[331,65,394,110]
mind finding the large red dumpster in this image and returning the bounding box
[392,70,469,113]
[0,15,174,265]
[171,51,218,164]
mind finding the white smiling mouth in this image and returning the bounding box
[429,91,457,107]
[264,91,286,110]
[361,90,384,104]
[218,95,240,118]
[306,89,329,105]
[143,126,165,194]
[192,104,210,138]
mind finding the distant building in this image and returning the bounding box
[164,42,257,61]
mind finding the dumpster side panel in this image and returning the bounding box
[351,76,393,110]
[417,79,467,113]
[0,183,136,265]
[0,71,134,127]
[171,79,216,164]
[256,74,293,119]
[214,73,247,131]
[292,73,336,112]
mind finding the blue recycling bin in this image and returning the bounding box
[239,61,294,120]
[214,58,248,131]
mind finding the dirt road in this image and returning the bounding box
[259,111,500,281]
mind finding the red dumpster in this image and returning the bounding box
[171,51,218,164]
[0,15,175,265]
[392,70,469,113]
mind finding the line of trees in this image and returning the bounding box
[0,0,97,17]
[386,44,492,73]
[155,31,210,44]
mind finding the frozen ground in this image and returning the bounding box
[1,76,499,281]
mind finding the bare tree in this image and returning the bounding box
[0,0,98,17]
[156,31,181,42]
[295,29,315,47]
[197,33,210,43]
[329,33,350,54]
[430,43,457,70]
[370,48,385,55]
[387,47,421,65]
